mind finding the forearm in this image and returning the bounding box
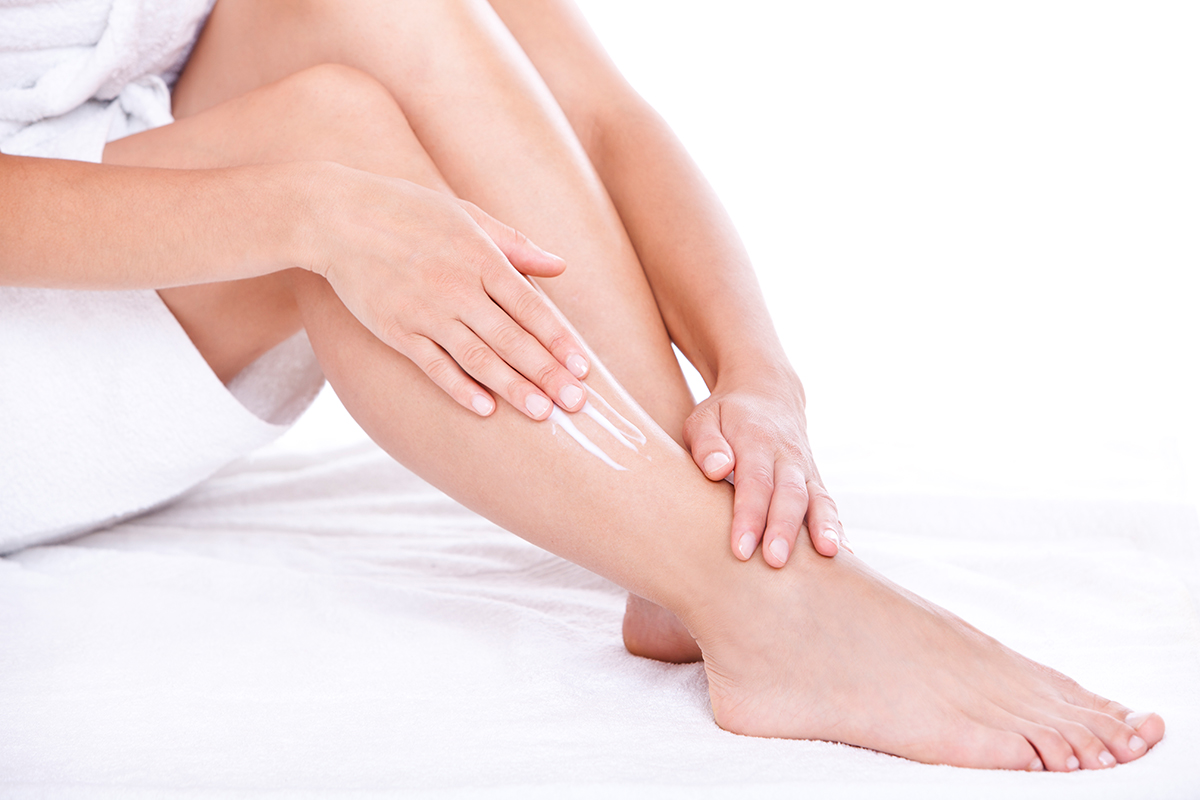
[586,102,794,389]
[0,154,306,290]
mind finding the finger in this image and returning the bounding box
[681,404,735,481]
[443,322,557,420]
[729,457,774,562]
[804,479,844,557]
[459,201,566,277]
[483,267,590,379]
[463,304,587,412]
[403,333,496,417]
[760,461,810,568]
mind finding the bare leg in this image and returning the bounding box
[104,64,1164,771]
[175,0,708,660]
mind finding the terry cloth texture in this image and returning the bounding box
[0,0,325,549]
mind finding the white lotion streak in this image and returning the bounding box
[587,391,647,445]
[545,387,647,471]
[580,402,637,451]
[548,407,626,471]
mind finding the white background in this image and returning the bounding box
[288,1,1199,510]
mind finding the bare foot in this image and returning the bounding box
[688,551,1165,770]
[623,593,702,663]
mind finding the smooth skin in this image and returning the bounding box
[1,0,1164,770]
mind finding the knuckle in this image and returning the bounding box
[543,329,575,355]
[421,354,456,386]
[426,263,470,295]
[738,465,775,493]
[458,342,494,374]
[489,322,528,354]
[509,286,549,321]
[532,360,561,388]
[504,375,530,401]
[378,316,413,348]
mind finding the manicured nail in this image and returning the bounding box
[559,384,584,409]
[471,394,494,416]
[525,394,552,418]
[821,528,840,553]
[704,452,731,475]
[768,538,789,565]
[566,354,589,378]
[1066,755,1080,771]
[737,532,756,560]
[839,534,854,554]
[1128,735,1145,752]
[1097,751,1115,767]
[1029,757,1044,771]
[1125,711,1152,730]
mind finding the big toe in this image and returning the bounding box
[1125,711,1166,752]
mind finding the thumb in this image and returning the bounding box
[683,402,735,481]
[458,200,566,277]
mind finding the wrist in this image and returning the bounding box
[710,353,804,404]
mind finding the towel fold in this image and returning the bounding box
[0,0,216,161]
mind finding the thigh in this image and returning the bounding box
[102,64,449,383]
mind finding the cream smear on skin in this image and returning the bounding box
[547,387,646,471]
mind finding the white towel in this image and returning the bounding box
[0,0,326,550]
[0,0,216,161]
[0,287,325,553]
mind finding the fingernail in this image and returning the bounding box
[471,394,493,416]
[737,532,756,560]
[821,528,840,553]
[559,384,584,409]
[768,538,789,565]
[1125,711,1152,730]
[1097,751,1115,767]
[1128,735,1145,752]
[704,452,731,475]
[566,354,589,378]
[1029,757,1043,771]
[525,394,552,418]
[1066,755,1080,771]
[839,534,854,554]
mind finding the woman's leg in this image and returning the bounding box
[173,0,711,661]
[103,64,1163,771]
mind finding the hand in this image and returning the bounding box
[305,163,590,420]
[681,369,848,567]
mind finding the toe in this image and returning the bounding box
[1018,721,1078,772]
[1124,710,1166,750]
[1053,719,1117,769]
[1055,703,1148,764]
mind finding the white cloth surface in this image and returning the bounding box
[0,287,325,552]
[1,396,1196,799]
[0,0,326,551]
[0,0,215,162]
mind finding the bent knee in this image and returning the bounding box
[271,64,404,133]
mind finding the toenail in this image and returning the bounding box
[768,538,789,565]
[737,532,756,560]
[1098,751,1115,767]
[1029,757,1044,771]
[1066,756,1080,771]
[526,394,552,418]
[1125,711,1151,729]
[1128,735,1145,752]
[704,452,731,475]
